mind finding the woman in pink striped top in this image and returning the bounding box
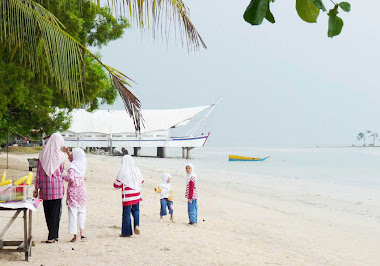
[33,133,68,243]
[185,163,198,225]
[113,155,144,237]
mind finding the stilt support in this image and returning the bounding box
[185,147,194,159]
[134,147,141,157]
[157,147,166,158]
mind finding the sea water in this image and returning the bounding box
[191,146,380,205]
[135,145,380,205]
[192,146,380,186]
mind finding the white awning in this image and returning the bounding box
[66,105,210,134]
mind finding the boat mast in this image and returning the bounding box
[186,97,222,136]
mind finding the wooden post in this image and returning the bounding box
[23,209,28,261]
[109,135,113,155]
[7,126,9,169]
[28,210,32,257]
[182,147,185,158]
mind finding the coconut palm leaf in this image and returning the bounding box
[102,0,207,50]
[0,0,143,131]
[1,0,83,101]
[1,0,206,132]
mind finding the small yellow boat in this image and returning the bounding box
[229,155,269,161]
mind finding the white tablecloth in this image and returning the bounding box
[0,201,36,212]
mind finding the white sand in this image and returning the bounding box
[1,152,380,265]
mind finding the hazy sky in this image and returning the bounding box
[99,0,380,146]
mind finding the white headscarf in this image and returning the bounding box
[69,148,87,177]
[117,155,144,190]
[185,163,197,184]
[38,132,65,177]
[160,173,171,189]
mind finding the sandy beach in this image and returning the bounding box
[1,151,380,265]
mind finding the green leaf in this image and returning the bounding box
[339,2,351,12]
[265,9,275,23]
[296,0,320,23]
[328,11,344,37]
[311,0,326,11]
[244,0,269,26]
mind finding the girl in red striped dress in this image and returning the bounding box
[113,155,144,237]
[185,163,198,225]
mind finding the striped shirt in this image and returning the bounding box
[185,176,198,199]
[113,179,143,206]
[35,160,65,200]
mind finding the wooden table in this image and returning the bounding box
[0,206,33,261]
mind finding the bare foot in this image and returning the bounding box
[134,226,140,235]
[70,235,77,242]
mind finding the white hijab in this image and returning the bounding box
[160,173,172,189]
[117,155,144,190]
[69,148,87,177]
[186,163,197,184]
[38,132,65,177]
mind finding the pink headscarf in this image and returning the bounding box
[38,132,65,177]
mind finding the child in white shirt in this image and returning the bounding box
[154,173,173,221]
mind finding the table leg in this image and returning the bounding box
[28,209,32,257]
[24,209,28,262]
[0,209,21,239]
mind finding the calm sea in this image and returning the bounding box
[192,146,380,204]
[135,145,380,205]
[192,146,380,185]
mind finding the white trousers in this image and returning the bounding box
[68,206,86,235]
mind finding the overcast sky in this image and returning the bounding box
[99,0,380,146]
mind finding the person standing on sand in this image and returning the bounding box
[185,163,198,225]
[113,155,144,237]
[33,132,70,243]
[154,173,174,221]
[62,148,88,243]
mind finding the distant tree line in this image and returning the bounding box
[356,130,379,146]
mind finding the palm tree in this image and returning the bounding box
[357,132,366,146]
[0,0,206,131]
[371,132,378,146]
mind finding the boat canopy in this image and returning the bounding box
[65,105,211,134]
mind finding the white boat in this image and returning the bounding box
[60,99,221,157]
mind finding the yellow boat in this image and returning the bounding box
[229,155,269,161]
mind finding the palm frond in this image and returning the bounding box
[104,0,207,50]
[0,0,83,104]
[0,0,142,131]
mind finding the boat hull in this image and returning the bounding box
[229,155,269,161]
[63,134,209,148]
